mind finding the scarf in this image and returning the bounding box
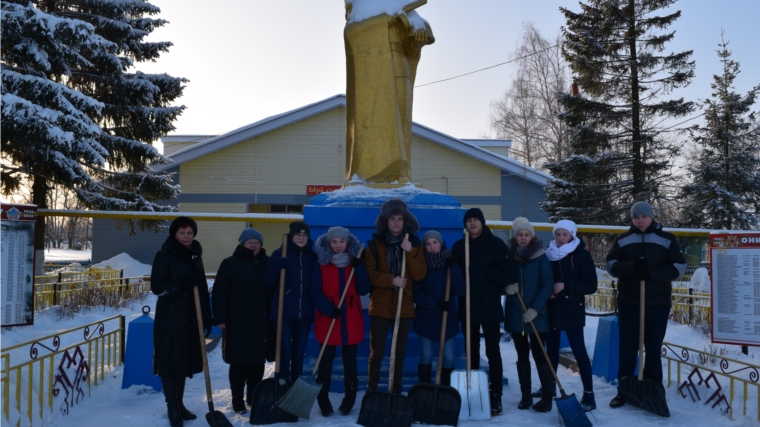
[424,249,453,270]
[545,238,580,261]
[384,231,405,276]
[331,252,350,268]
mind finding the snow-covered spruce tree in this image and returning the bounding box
[680,36,760,230]
[541,0,696,225]
[1,0,183,266]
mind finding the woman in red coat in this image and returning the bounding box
[310,226,371,417]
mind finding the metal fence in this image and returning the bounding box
[1,315,125,426]
[33,268,152,312]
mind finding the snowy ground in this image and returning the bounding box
[3,251,758,426]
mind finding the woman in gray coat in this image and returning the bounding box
[504,217,554,413]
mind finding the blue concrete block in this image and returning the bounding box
[122,309,162,391]
[591,315,619,383]
[207,293,222,338]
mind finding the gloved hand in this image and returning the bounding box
[351,257,363,267]
[331,307,341,319]
[446,257,459,267]
[437,300,450,312]
[634,258,650,281]
[504,283,519,295]
[275,257,288,269]
[522,308,538,323]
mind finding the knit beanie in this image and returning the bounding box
[288,220,311,237]
[422,230,444,247]
[239,228,263,245]
[462,208,486,227]
[326,226,350,242]
[511,216,535,237]
[553,220,577,239]
[169,216,198,237]
[631,201,654,219]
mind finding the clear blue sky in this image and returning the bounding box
[138,0,760,151]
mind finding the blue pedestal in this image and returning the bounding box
[591,315,619,383]
[560,331,570,349]
[122,308,162,391]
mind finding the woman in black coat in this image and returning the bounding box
[151,217,212,427]
[544,220,597,411]
[212,228,270,414]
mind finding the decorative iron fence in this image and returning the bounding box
[1,315,125,426]
[34,277,151,312]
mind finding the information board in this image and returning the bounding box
[710,232,760,346]
[1,203,37,327]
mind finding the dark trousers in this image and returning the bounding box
[462,322,503,395]
[547,328,593,392]
[368,316,411,391]
[512,331,548,367]
[278,319,312,382]
[229,363,265,403]
[617,305,669,383]
[317,344,359,391]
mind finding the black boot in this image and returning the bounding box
[229,367,248,414]
[532,364,554,413]
[317,382,334,417]
[339,378,357,415]
[161,377,183,427]
[516,361,533,410]
[174,377,196,420]
[490,393,503,416]
[418,363,432,384]
[440,367,455,387]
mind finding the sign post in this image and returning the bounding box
[1,203,37,327]
[709,232,760,348]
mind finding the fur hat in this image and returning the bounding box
[631,201,654,219]
[169,216,197,237]
[288,221,311,237]
[553,220,577,239]
[463,207,486,227]
[375,198,419,234]
[511,216,535,237]
[326,226,350,242]
[239,228,263,245]
[422,230,444,247]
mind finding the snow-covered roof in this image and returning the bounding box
[157,94,553,186]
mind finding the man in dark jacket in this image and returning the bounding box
[606,202,686,409]
[451,207,515,415]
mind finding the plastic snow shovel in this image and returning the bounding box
[408,268,462,426]
[358,234,415,427]
[618,280,670,417]
[193,286,233,427]
[250,235,298,425]
[451,231,490,421]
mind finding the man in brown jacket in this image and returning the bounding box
[364,198,427,392]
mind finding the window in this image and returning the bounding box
[270,205,303,214]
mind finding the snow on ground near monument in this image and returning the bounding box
[93,252,152,277]
[42,248,92,261]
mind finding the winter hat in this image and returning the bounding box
[511,216,535,237]
[239,228,263,245]
[288,220,311,237]
[631,201,654,219]
[422,230,444,247]
[375,198,420,234]
[169,216,198,237]
[553,220,577,239]
[462,207,486,227]
[327,226,350,242]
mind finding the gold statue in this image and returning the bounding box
[344,0,434,185]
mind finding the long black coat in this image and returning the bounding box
[547,239,597,332]
[212,245,271,365]
[452,225,514,325]
[151,236,212,378]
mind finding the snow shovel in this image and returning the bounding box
[515,292,591,427]
[618,280,670,417]
[408,268,462,426]
[451,231,490,421]
[250,235,298,425]
[276,244,364,419]
[358,234,415,427]
[192,286,233,427]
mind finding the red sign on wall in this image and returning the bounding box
[306,185,342,195]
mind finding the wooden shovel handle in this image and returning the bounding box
[515,291,566,393]
[193,285,215,410]
[464,230,472,385]
[638,279,645,381]
[274,234,288,375]
[388,234,409,393]
[435,269,452,385]
[311,244,365,375]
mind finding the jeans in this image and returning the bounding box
[462,322,503,394]
[278,319,312,382]
[418,335,456,369]
[617,305,669,383]
[547,328,593,392]
[511,331,548,367]
[368,316,411,391]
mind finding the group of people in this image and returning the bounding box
[150,199,685,426]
